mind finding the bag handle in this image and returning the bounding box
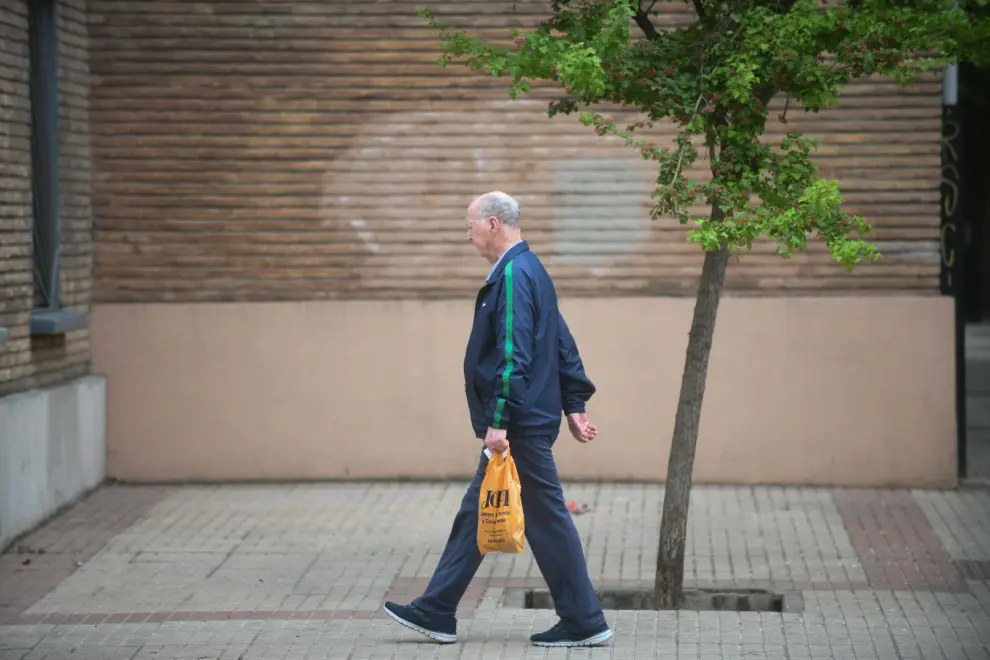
[483,447,509,460]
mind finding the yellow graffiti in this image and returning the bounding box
[941,119,960,162]
[942,164,959,217]
[940,119,960,284]
[941,223,956,284]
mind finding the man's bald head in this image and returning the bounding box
[471,191,521,228]
[464,191,523,265]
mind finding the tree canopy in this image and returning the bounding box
[422,0,990,270]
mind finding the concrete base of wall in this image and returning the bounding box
[91,297,956,487]
[0,375,107,550]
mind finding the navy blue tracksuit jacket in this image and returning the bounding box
[463,241,595,439]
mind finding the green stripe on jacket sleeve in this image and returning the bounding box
[492,261,514,429]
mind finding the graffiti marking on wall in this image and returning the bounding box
[940,116,960,293]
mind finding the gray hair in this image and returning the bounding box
[474,191,520,228]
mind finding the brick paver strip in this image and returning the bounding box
[0,484,172,623]
[833,488,970,592]
[956,560,990,581]
[4,575,867,626]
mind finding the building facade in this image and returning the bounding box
[1,0,958,528]
[0,0,104,549]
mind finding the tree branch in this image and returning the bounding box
[692,0,706,20]
[659,95,705,196]
[634,1,661,40]
[778,91,792,124]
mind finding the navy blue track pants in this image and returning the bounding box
[412,433,606,633]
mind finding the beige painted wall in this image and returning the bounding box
[90,296,956,487]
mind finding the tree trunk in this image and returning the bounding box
[654,206,730,610]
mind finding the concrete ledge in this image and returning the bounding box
[30,309,87,336]
[0,375,107,550]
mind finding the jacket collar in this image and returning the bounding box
[485,240,529,284]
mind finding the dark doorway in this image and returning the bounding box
[958,62,990,480]
[960,63,990,325]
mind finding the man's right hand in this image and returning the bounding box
[485,426,510,454]
[566,412,598,443]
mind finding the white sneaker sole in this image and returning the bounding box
[383,604,457,644]
[532,628,614,647]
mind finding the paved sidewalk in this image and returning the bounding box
[1,481,989,659]
[966,323,990,480]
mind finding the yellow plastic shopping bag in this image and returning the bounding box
[477,447,525,554]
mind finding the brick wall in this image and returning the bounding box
[0,0,93,397]
[88,0,941,302]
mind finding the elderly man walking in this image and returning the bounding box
[383,191,612,648]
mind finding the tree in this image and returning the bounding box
[421,0,990,608]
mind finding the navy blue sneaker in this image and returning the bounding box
[383,601,457,644]
[530,622,613,647]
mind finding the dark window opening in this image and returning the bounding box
[27,0,85,336]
